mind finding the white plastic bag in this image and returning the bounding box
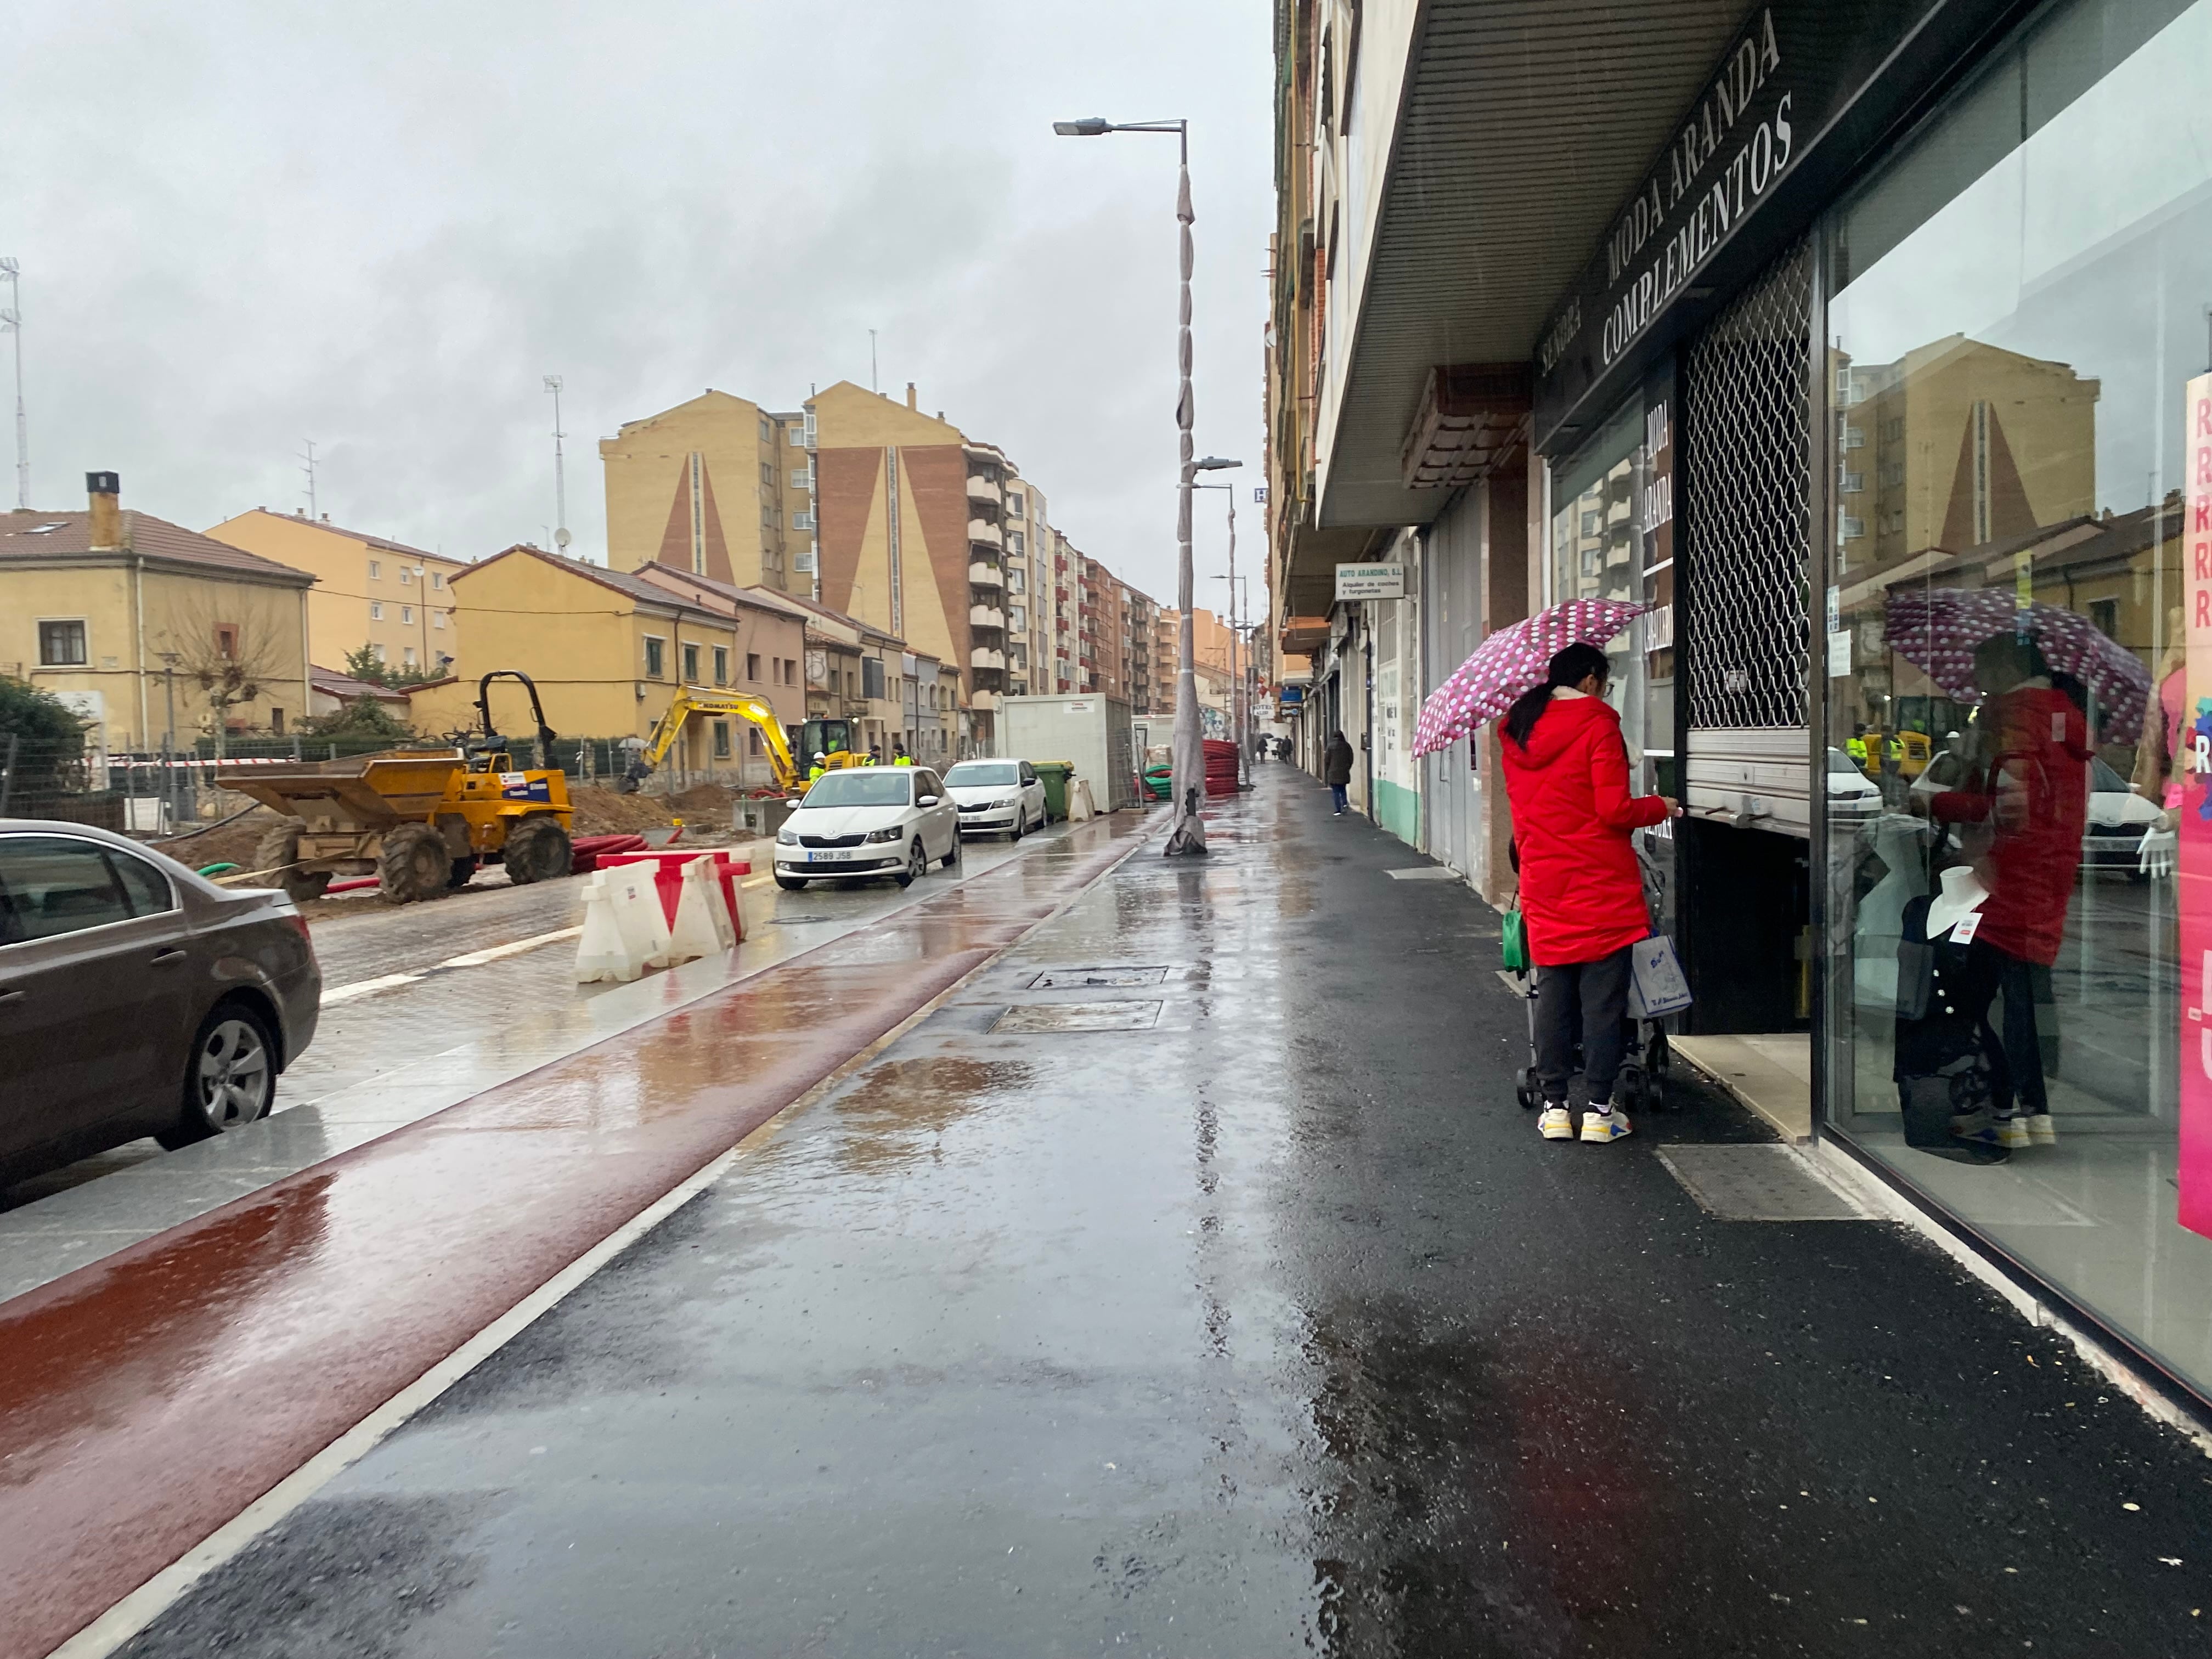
[1625,933,1692,1018]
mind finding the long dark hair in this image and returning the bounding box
[1502,642,1610,748]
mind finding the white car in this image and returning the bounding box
[774,766,961,890]
[944,759,1048,839]
[1827,748,1883,816]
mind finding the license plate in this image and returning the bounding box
[808,849,859,864]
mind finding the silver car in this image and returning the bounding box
[0,819,321,1186]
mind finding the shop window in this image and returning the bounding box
[1822,0,2212,1397]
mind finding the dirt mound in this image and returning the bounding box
[150,808,289,874]
[568,786,680,836]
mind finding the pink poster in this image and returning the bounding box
[2181,372,2212,1239]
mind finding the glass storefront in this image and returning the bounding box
[1822,0,2212,1396]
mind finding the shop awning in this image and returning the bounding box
[1316,0,1741,533]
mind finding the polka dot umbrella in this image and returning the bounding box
[1883,588,2152,742]
[1413,599,1647,759]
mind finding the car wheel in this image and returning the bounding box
[774,874,807,891]
[1008,812,1023,843]
[895,839,926,888]
[943,831,961,868]
[158,1001,275,1150]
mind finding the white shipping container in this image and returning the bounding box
[997,694,1138,812]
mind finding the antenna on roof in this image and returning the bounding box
[868,329,878,393]
[544,375,570,554]
[0,258,26,510]
[298,437,318,519]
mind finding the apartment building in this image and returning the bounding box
[204,508,467,678]
[600,390,811,592]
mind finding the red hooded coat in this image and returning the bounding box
[1499,694,1668,966]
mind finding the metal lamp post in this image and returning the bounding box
[1052,115,1226,853]
[1197,472,1249,774]
[0,258,26,510]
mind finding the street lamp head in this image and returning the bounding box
[1052,117,1113,137]
[0,258,17,279]
[1194,456,1243,471]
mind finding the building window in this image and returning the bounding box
[1009,532,1026,556]
[368,560,381,580]
[214,623,239,659]
[759,462,773,486]
[402,646,417,667]
[790,467,811,490]
[399,566,413,585]
[788,422,805,446]
[862,658,886,699]
[401,606,414,624]
[270,707,284,733]
[749,727,763,756]
[37,619,86,665]
[713,646,729,685]
[370,601,383,620]
[713,720,731,758]
[644,636,665,678]
[746,652,761,681]
[792,510,815,531]
[2089,597,2119,639]
[1007,492,1025,518]
[433,611,446,630]
[759,417,772,442]
[432,572,445,589]
[370,643,386,663]
[682,642,700,683]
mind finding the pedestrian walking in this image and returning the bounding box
[1322,729,1354,815]
[1498,643,1676,1145]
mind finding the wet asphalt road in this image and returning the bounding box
[119,773,2212,1658]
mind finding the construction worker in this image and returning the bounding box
[1846,729,1869,769]
[808,751,828,784]
[893,740,913,766]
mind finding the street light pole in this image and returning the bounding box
[1053,115,1227,854]
[544,376,571,556]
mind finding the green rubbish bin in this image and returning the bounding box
[1033,760,1076,822]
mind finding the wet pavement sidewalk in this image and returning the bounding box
[58,773,2212,1657]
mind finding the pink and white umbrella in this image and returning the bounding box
[1413,599,1647,758]
[1883,589,2152,741]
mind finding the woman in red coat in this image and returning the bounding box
[1499,643,1677,1144]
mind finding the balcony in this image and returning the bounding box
[969,559,1003,589]
[966,475,1002,507]
[970,688,1001,712]
[969,604,1006,631]
[968,519,1003,549]
[970,646,1006,670]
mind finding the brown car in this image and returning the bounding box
[0,819,321,1187]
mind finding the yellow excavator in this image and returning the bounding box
[640,689,866,794]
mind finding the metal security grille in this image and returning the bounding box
[1681,238,1812,730]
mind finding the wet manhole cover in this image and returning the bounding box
[1027,966,1170,989]
[992,1001,1163,1032]
[1655,1146,1867,1222]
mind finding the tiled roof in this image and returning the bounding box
[0,510,315,583]
[463,544,732,619]
[310,664,411,702]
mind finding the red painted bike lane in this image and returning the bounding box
[0,819,1148,1659]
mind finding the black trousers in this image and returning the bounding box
[1534,946,1633,1105]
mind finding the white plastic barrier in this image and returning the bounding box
[666,854,737,961]
[573,866,674,984]
[1065,777,1098,822]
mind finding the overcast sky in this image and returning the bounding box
[1,1,1273,608]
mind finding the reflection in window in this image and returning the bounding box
[1823,0,2212,1393]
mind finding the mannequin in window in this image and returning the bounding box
[1894,864,2011,1161]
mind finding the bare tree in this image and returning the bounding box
[154,592,295,759]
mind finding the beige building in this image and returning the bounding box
[0,475,314,751]
[600,390,811,592]
[203,509,467,679]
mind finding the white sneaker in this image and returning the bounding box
[2025,1113,2057,1146]
[1538,1105,1575,1141]
[1581,1107,1633,1144]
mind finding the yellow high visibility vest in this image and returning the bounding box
[893,755,913,766]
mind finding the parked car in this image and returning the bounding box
[1907,749,2163,872]
[0,820,321,1188]
[774,766,961,890]
[943,759,1048,839]
[1827,748,1884,816]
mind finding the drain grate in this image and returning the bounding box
[1655,1145,1867,1222]
[1385,867,1462,882]
[1026,966,1171,989]
[992,1001,1163,1032]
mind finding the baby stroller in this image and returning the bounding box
[1508,832,1677,1114]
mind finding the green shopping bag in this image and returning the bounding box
[1501,907,1530,973]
